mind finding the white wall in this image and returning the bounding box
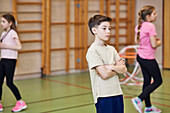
[136,0,163,65]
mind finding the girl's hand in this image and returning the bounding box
[0,42,5,48]
[156,38,161,46]
[115,58,125,66]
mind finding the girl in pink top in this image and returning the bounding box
[0,14,27,112]
[131,6,162,113]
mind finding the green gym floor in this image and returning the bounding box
[1,69,170,113]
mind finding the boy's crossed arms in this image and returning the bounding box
[95,59,127,80]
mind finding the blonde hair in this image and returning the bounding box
[137,5,155,40]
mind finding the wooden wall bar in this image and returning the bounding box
[74,0,78,69]
[65,0,70,72]
[83,0,88,69]
[100,0,104,14]
[12,0,17,21]
[115,0,120,50]
[9,0,136,76]
[46,0,51,75]
[163,0,170,68]
[41,0,46,74]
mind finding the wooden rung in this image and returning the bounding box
[18,20,42,23]
[17,11,42,14]
[111,26,127,29]
[18,30,42,33]
[51,22,66,25]
[51,47,84,51]
[111,18,128,22]
[120,1,128,5]
[110,10,127,13]
[110,1,116,5]
[51,22,84,25]
[110,1,127,5]
[110,35,127,37]
[109,43,132,46]
[88,10,100,13]
[17,2,42,5]
[0,11,13,13]
[19,49,42,53]
[21,40,42,43]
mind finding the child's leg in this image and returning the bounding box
[0,61,5,101]
[5,59,22,100]
[114,95,124,113]
[139,65,152,107]
[137,55,163,106]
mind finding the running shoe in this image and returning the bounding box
[131,97,143,113]
[12,100,27,112]
[0,104,3,111]
[144,105,161,113]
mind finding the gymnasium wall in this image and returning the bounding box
[0,0,43,76]
[0,0,163,77]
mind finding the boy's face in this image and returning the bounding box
[93,21,111,42]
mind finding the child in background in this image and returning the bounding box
[131,6,162,113]
[0,14,27,112]
[86,14,127,113]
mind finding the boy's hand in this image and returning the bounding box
[115,58,125,66]
[104,64,112,70]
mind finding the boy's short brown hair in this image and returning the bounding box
[88,15,112,35]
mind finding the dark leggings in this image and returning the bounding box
[0,59,22,100]
[137,54,162,107]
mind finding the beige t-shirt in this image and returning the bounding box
[86,43,123,103]
[0,29,19,59]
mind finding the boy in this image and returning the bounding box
[86,15,127,113]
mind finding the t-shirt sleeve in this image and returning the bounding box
[148,23,157,37]
[112,47,120,62]
[135,25,139,34]
[86,49,104,70]
[12,30,19,39]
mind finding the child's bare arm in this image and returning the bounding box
[105,59,127,74]
[0,37,22,50]
[105,65,127,74]
[96,65,117,80]
[150,36,161,48]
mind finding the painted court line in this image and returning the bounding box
[42,78,91,90]
[4,92,92,108]
[41,103,94,113]
[42,77,170,108]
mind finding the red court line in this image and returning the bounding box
[42,78,91,90]
[42,78,170,108]
[152,102,170,107]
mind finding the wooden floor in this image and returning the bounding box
[1,69,170,113]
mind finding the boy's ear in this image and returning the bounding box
[92,27,97,35]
